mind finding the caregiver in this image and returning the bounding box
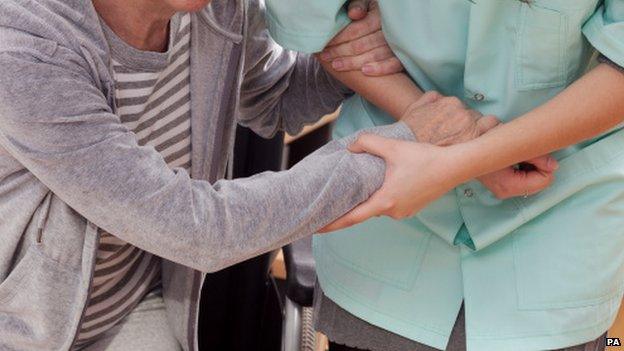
[0,0,495,350]
[266,0,624,350]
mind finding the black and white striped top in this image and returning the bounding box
[74,13,192,348]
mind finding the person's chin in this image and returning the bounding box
[166,0,212,12]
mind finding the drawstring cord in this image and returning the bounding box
[36,192,53,244]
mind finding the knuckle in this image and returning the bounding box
[456,111,474,124]
[366,13,381,29]
[423,91,442,102]
[443,96,462,106]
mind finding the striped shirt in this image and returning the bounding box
[74,13,192,348]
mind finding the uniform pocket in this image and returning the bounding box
[515,3,568,90]
[320,216,432,291]
[512,179,624,310]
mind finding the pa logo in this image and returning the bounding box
[607,337,622,347]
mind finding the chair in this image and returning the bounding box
[198,119,333,351]
[280,117,335,351]
[281,237,317,351]
[198,126,285,351]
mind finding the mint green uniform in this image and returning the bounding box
[266,1,624,350]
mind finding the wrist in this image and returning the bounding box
[439,142,482,186]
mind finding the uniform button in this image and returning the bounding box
[464,188,474,198]
[473,93,485,101]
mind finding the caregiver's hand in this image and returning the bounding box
[403,93,558,200]
[319,93,558,232]
[478,156,558,200]
[318,138,458,233]
[318,1,403,76]
[319,92,498,232]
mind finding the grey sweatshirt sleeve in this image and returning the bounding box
[237,0,352,138]
[0,47,414,273]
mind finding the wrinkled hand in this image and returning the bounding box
[401,91,499,145]
[319,93,559,233]
[478,156,558,199]
[318,1,404,76]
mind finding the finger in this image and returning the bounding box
[348,133,401,157]
[362,57,404,76]
[347,0,370,20]
[498,169,554,198]
[324,31,387,62]
[326,7,381,47]
[319,191,389,232]
[411,91,443,108]
[476,115,500,135]
[521,170,556,196]
[332,46,394,72]
[524,155,559,173]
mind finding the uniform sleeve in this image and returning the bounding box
[265,0,350,53]
[238,0,353,137]
[583,0,624,67]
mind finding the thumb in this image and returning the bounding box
[319,191,388,233]
[348,134,398,158]
[521,170,556,196]
[525,155,559,173]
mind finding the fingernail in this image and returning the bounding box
[548,157,559,170]
[332,59,344,70]
[319,51,331,61]
[362,64,375,74]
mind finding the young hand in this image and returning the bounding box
[478,156,558,199]
[318,1,403,76]
[319,136,458,232]
[403,92,559,199]
[319,93,558,232]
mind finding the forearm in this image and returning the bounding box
[318,57,423,119]
[452,64,624,183]
[203,122,414,270]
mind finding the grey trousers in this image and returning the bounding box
[314,287,607,351]
[80,293,181,351]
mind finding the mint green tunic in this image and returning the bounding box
[266,1,624,350]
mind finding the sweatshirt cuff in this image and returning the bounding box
[341,121,416,146]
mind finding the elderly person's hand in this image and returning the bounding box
[401,92,559,200]
[319,1,403,76]
[319,93,558,232]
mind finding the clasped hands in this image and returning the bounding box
[315,0,559,232]
[321,92,559,232]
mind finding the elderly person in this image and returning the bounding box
[0,0,482,350]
